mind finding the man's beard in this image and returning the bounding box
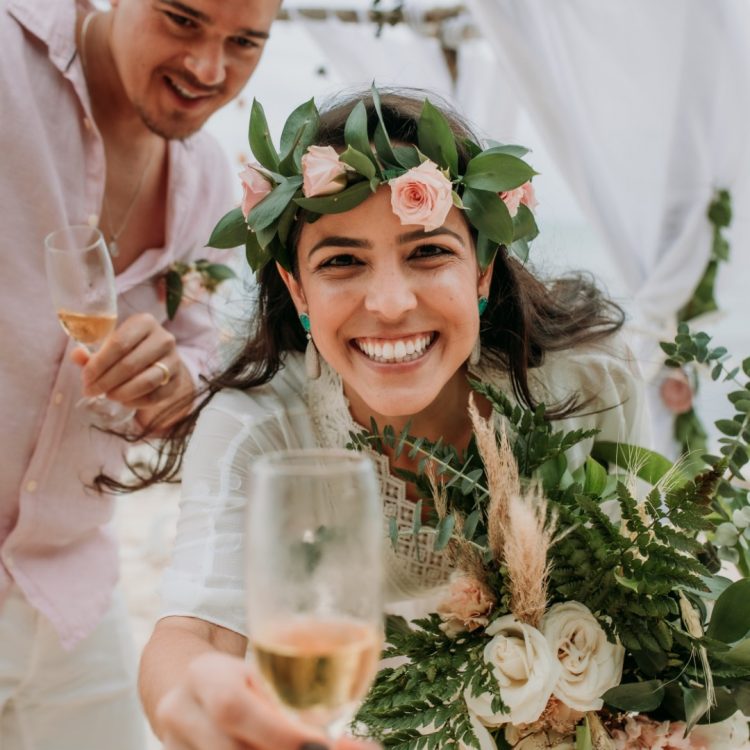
[135,102,201,142]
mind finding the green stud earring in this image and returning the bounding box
[299,312,311,332]
[478,296,489,316]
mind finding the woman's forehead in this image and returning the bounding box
[297,188,472,247]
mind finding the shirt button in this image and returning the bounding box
[83,117,93,131]
[87,214,99,227]
[25,480,38,493]
[53,392,64,405]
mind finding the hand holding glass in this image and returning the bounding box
[246,450,383,740]
[44,225,135,428]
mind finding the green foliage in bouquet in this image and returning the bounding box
[661,324,750,576]
[350,330,750,749]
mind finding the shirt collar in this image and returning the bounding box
[6,0,93,73]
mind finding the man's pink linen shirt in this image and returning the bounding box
[0,0,235,648]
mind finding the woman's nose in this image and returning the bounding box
[363,268,418,320]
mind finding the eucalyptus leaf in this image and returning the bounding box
[339,145,376,179]
[370,83,398,166]
[248,98,279,171]
[484,142,530,158]
[464,152,537,192]
[245,231,269,272]
[295,180,373,214]
[434,514,456,551]
[583,457,608,495]
[512,203,539,242]
[247,177,302,231]
[279,98,319,163]
[344,100,374,163]
[509,238,530,263]
[418,98,459,177]
[683,687,709,735]
[720,637,750,667]
[707,579,750,642]
[391,145,421,170]
[207,207,247,249]
[204,263,237,282]
[462,188,514,246]
[602,680,665,712]
[475,232,499,271]
[165,269,182,320]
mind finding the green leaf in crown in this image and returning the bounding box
[209,85,540,274]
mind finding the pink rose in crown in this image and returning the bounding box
[301,145,351,197]
[437,573,496,638]
[660,368,693,414]
[389,160,453,231]
[500,181,538,217]
[239,163,273,217]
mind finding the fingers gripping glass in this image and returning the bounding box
[44,225,135,428]
[246,450,384,740]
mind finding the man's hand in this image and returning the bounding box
[71,313,195,428]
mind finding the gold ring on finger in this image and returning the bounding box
[154,360,171,387]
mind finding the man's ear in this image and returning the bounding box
[276,262,307,314]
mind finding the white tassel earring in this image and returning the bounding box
[299,312,321,380]
[469,296,489,367]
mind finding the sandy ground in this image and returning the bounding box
[115,481,180,749]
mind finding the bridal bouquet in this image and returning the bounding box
[351,326,750,750]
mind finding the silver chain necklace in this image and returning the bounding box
[79,12,158,258]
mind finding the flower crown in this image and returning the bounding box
[208,85,539,273]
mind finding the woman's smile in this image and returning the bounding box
[352,332,437,364]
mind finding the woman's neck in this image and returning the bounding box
[344,366,491,455]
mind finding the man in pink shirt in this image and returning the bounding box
[0,0,281,747]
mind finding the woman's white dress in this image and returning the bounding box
[160,340,648,635]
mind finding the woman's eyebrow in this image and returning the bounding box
[309,236,373,256]
[397,228,464,244]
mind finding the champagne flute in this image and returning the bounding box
[44,225,135,428]
[246,449,383,740]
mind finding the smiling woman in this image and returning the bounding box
[132,88,649,749]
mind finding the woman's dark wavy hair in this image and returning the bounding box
[96,88,624,493]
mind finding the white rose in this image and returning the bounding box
[542,601,624,712]
[689,711,750,749]
[464,615,559,727]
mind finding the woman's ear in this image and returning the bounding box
[478,258,495,299]
[276,262,308,314]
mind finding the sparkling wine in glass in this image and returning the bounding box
[44,225,135,428]
[246,449,383,740]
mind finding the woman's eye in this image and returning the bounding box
[412,244,451,259]
[165,11,197,29]
[320,254,361,268]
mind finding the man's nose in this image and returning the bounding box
[184,42,226,87]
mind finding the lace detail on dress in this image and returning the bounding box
[307,361,455,601]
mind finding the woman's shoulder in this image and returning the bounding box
[540,333,641,380]
[204,352,309,425]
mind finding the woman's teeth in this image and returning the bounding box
[356,334,435,363]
